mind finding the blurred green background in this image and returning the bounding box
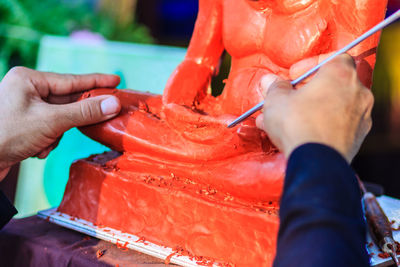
[0,0,153,76]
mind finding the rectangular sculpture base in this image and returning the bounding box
[57,151,280,266]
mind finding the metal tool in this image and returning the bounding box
[227,9,400,128]
[358,178,400,266]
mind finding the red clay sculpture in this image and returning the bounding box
[59,1,388,265]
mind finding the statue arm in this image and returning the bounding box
[184,0,224,71]
[163,0,224,106]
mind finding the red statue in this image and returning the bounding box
[59,1,388,265]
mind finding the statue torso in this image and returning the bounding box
[219,0,331,114]
[222,0,330,69]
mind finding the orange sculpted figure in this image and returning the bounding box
[59,0,388,265]
[80,0,387,201]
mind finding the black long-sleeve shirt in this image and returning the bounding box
[0,190,17,229]
[273,143,369,266]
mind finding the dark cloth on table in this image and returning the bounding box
[0,190,17,229]
[0,216,168,267]
[273,143,369,267]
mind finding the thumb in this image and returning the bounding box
[255,114,264,130]
[261,75,292,100]
[260,74,280,98]
[53,95,121,133]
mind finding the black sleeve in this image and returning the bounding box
[273,143,369,267]
[0,190,17,229]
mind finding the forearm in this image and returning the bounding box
[273,143,369,267]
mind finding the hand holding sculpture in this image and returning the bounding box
[0,67,121,180]
[256,54,373,162]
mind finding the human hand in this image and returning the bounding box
[290,51,373,88]
[0,67,121,180]
[256,54,373,163]
[289,52,335,82]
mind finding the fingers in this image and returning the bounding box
[50,95,121,134]
[35,136,62,159]
[359,88,374,137]
[36,146,54,159]
[258,74,293,134]
[302,53,358,98]
[289,52,335,81]
[290,53,356,89]
[360,88,374,117]
[316,54,356,82]
[47,92,84,104]
[3,67,120,97]
[255,114,264,130]
[257,74,293,150]
[32,71,120,97]
[260,74,280,98]
[260,74,292,99]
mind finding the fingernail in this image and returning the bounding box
[101,96,120,115]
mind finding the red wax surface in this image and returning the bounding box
[58,152,280,266]
[60,0,388,265]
